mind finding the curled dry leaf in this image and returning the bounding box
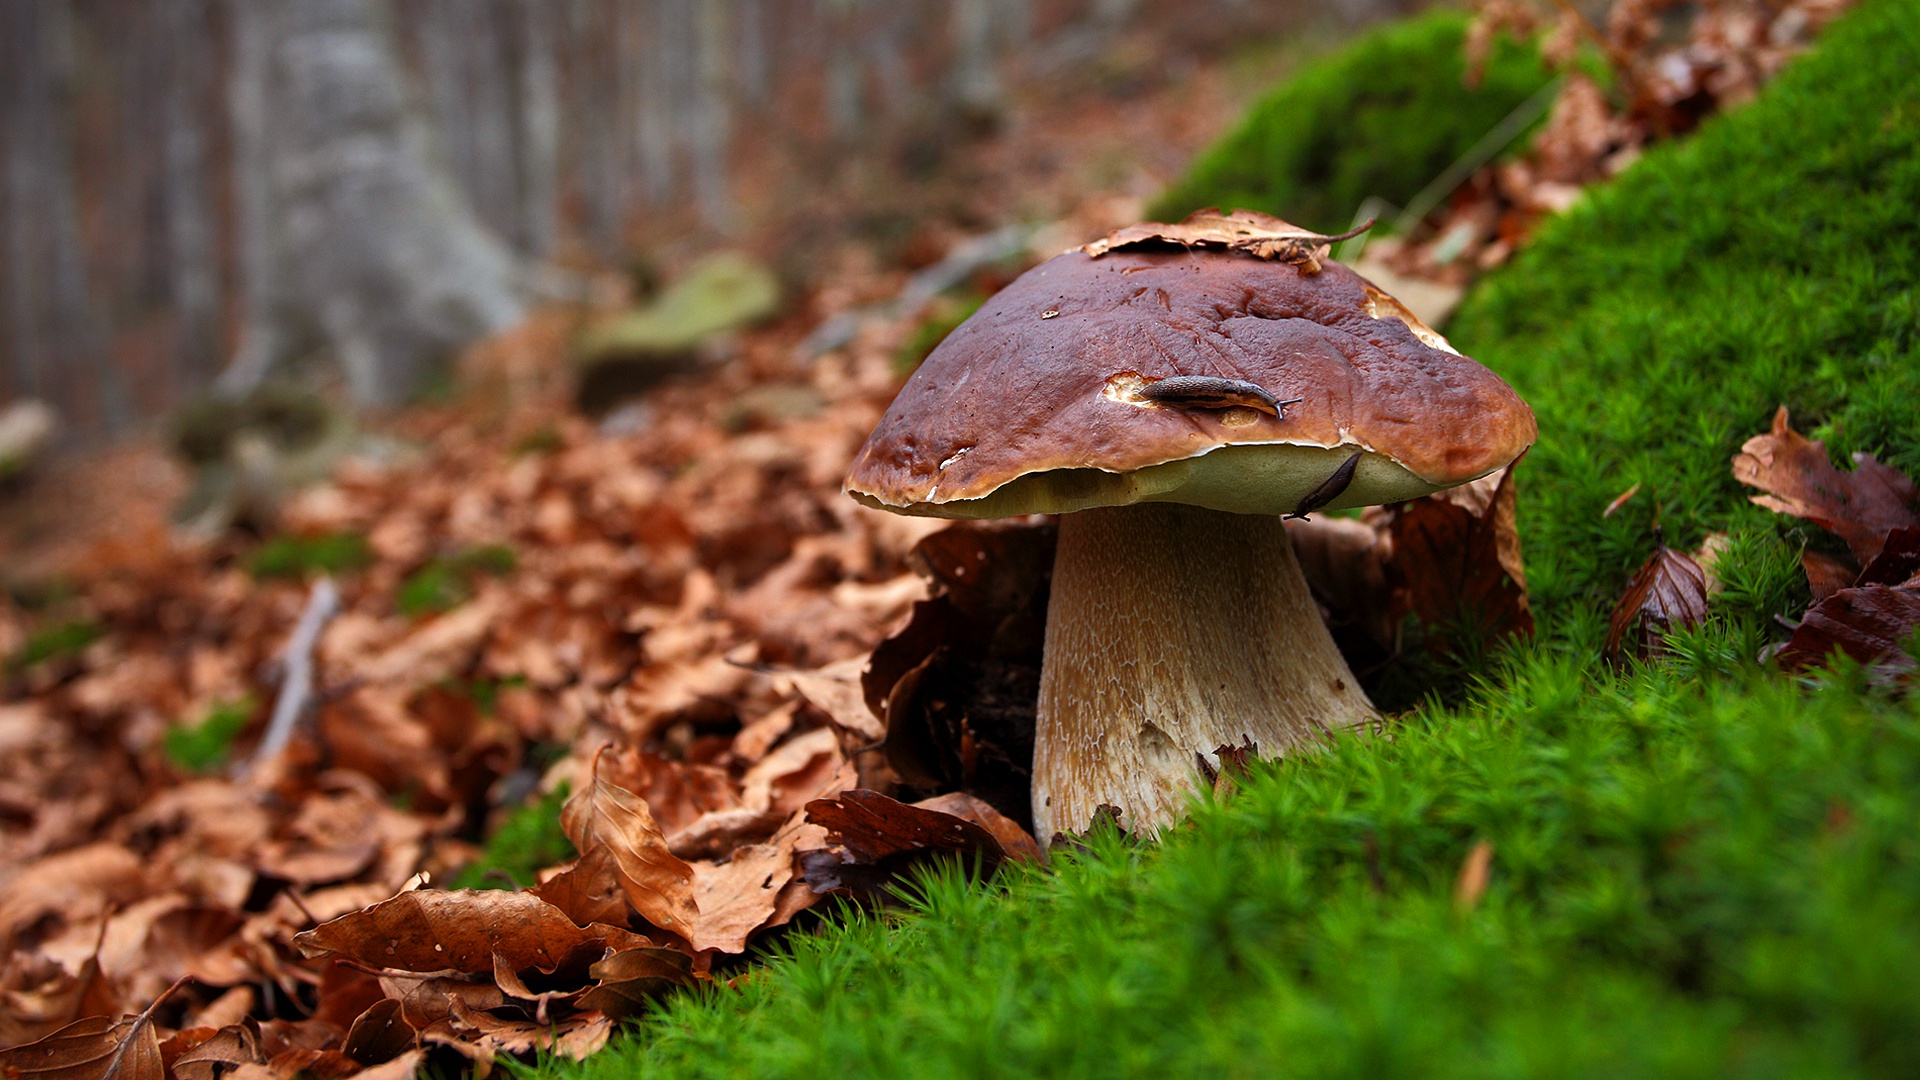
[863,520,1053,828]
[560,752,700,940]
[1081,208,1370,271]
[1384,463,1535,652]
[1605,545,1710,661]
[1733,406,1920,564]
[800,788,1039,895]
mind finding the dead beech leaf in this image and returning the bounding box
[1081,208,1369,270]
[802,788,1017,891]
[911,793,1043,864]
[427,997,612,1061]
[562,751,700,940]
[340,999,414,1066]
[773,659,883,741]
[168,1024,263,1080]
[344,1048,424,1080]
[575,947,695,1019]
[685,811,825,954]
[530,847,631,929]
[0,984,170,1080]
[292,889,647,975]
[1802,550,1858,602]
[1605,545,1710,661]
[1775,541,1920,676]
[1733,406,1920,564]
[1857,526,1920,588]
[1386,463,1535,652]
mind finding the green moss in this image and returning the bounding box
[1445,0,1920,643]
[1149,9,1554,232]
[539,4,1920,1075]
[396,545,517,617]
[452,786,574,891]
[7,619,100,671]
[163,699,256,774]
[247,532,373,580]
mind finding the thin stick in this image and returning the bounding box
[243,576,341,777]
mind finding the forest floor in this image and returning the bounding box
[5,1,1919,1078]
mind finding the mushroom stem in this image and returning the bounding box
[1032,502,1377,841]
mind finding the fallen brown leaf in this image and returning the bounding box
[1385,463,1535,653]
[1733,406,1920,564]
[1774,532,1920,676]
[1082,208,1370,270]
[292,889,649,976]
[560,751,700,941]
[0,982,173,1080]
[1605,545,1710,661]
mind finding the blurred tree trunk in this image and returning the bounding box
[218,0,526,407]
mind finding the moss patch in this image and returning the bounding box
[1149,9,1554,232]
[535,3,1920,1075]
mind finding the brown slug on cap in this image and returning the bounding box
[1141,376,1302,417]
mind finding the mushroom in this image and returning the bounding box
[845,211,1535,840]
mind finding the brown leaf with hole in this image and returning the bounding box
[1605,546,1710,661]
[1385,463,1535,652]
[686,813,815,954]
[168,1024,263,1080]
[1733,407,1920,564]
[425,998,612,1062]
[561,752,701,940]
[291,889,648,975]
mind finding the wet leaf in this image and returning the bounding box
[1733,406,1920,564]
[1605,545,1710,661]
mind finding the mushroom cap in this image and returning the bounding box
[846,238,1535,519]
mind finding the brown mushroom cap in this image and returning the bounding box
[846,245,1535,519]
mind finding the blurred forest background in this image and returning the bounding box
[0,0,1404,439]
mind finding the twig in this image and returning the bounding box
[243,576,341,777]
[801,223,1034,358]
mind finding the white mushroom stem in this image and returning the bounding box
[1032,502,1377,841]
